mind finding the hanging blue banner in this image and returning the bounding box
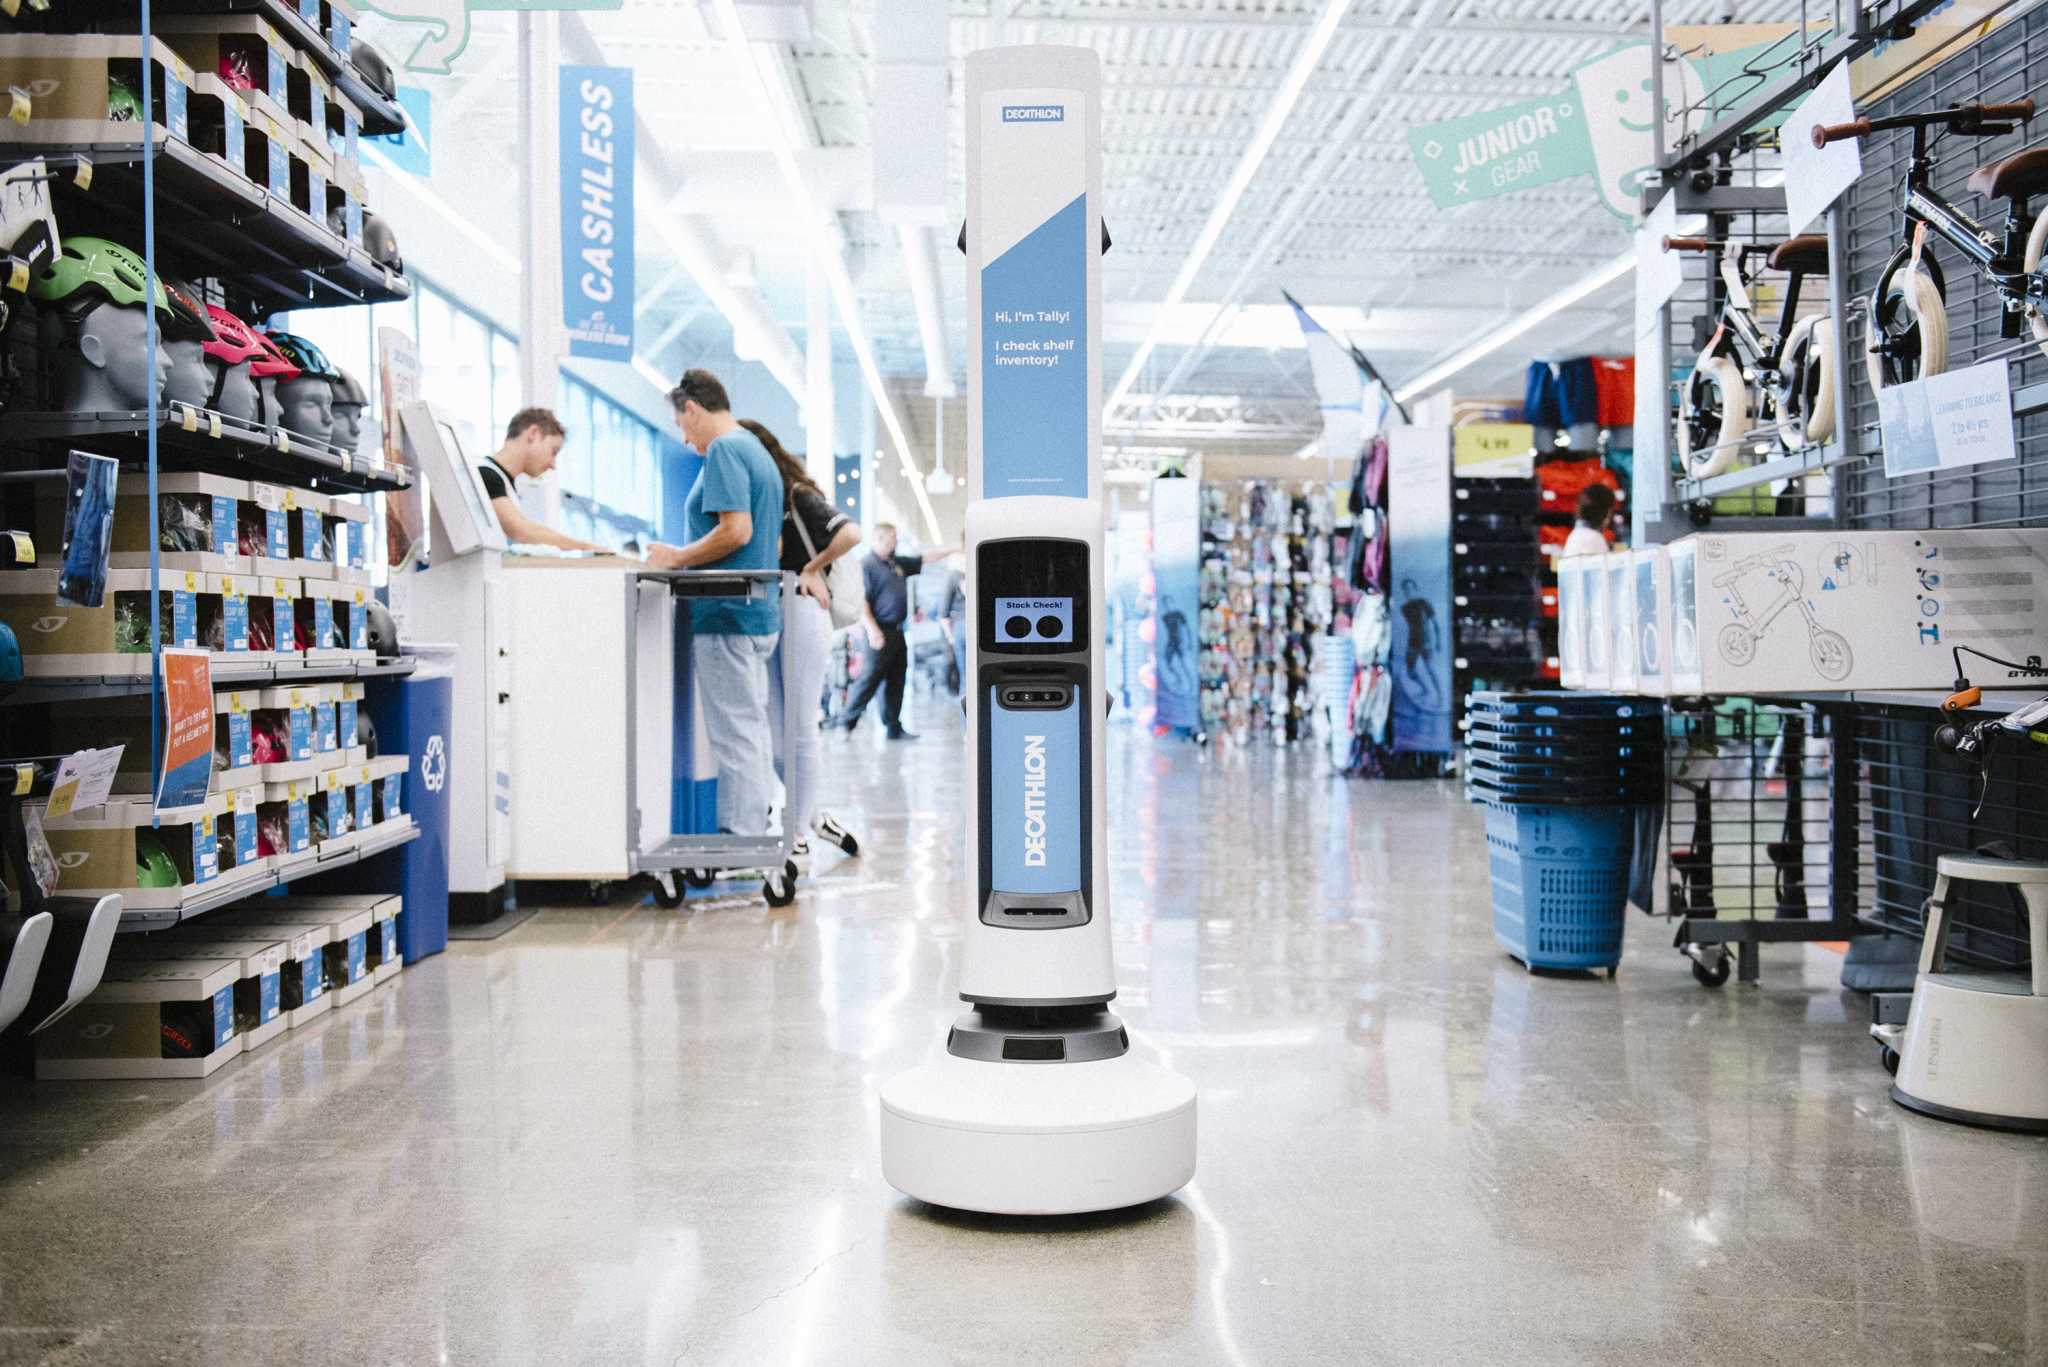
[1386,426,1453,754]
[560,64,633,362]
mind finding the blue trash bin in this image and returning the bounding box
[309,644,453,963]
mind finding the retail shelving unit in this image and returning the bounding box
[0,0,420,1069]
[1643,0,2048,983]
[1450,475,1547,733]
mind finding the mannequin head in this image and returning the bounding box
[330,368,369,449]
[207,355,262,422]
[163,338,213,408]
[40,298,170,413]
[276,374,334,444]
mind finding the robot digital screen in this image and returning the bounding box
[995,596,1073,644]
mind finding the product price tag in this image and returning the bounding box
[255,483,282,511]
[282,490,297,511]
[72,157,91,191]
[0,0,20,21]
[46,746,123,820]
[276,430,292,454]
[182,570,199,592]
[11,762,31,796]
[208,413,222,439]
[180,403,200,432]
[5,530,33,564]
[7,87,30,126]
[4,258,24,294]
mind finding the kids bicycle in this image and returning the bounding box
[1812,99,2048,387]
[1663,232,1839,478]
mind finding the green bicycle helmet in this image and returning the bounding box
[107,71,143,124]
[263,330,339,380]
[31,236,170,324]
[134,828,183,888]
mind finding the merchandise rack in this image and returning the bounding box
[1451,475,1548,731]
[2,407,410,494]
[1641,0,2048,983]
[1,657,415,707]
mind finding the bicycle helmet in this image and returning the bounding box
[248,328,301,382]
[161,280,217,345]
[364,601,398,660]
[263,331,338,380]
[350,39,397,102]
[134,828,183,888]
[331,367,369,409]
[0,621,19,692]
[31,235,169,323]
[356,713,378,760]
[361,213,402,271]
[107,71,143,124]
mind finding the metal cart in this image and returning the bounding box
[624,569,803,908]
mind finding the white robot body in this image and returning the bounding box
[879,44,1196,1215]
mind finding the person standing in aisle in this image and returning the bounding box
[1563,484,1618,558]
[647,371,783,839]
[938,563,968,696]
[833,523,958,740]
[736,418,863,863]
[477,407,608,552]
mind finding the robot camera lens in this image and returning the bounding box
[1005,614,1031,638]
[1036,615,1063,638]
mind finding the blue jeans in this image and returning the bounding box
[693,629,780,836]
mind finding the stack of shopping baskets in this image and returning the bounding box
[1465,692,1665,973]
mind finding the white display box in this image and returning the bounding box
[1557,555,1592,690]
[212,917,331,1027]
[1671,530,2048,694]
[113,935,289,1055]
[36,958,243,1080]
[1605,552,1639,695]
[1632,546,1672,697]
[1581,554,1612,691]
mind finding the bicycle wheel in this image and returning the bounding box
[2026,203,2048,361]
[1865,247,1948,390]
[1810,628,1854,682]
[1777,315,1837,449]
[1678,353,1750,478]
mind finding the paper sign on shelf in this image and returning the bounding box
[155,649,215,815]
[45,745,123,820]
[1635,194,1699,339]
[1879,359,2017,478]
[1783,63,1861,233]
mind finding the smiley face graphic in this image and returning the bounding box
[1613,76,1658,134]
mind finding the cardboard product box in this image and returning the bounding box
[286,49,329,139]
[370,753,406,823]
[350,766,375,834]
[257,780,312,859]
[293,584,344,659]
[288,128,331,226]
[112,933,286,1053]
[310,695,338,754]
[0,569,198,677]
[1604,552,1640,695]
[35,958,242,1080]
[0,35,193,146]
[326,503,371,583]
[311,769,355,847]
[155,16,291,129]
[288,494,335,571]
[187,72,250,177]
[241,104,293,197]
[254,684,319,769]
[1631,546,1671,696]
[1557,555,1591,690]
[44,795,230,907]
[245,574,300,661]
[239,490,296,577]
[325,0,356,57]
[265,894,400,982]
[326,181,364,247]
[324,86,359,164]
[212,915,330,1026]
[1579,555,1613,691]
[28,469,244,581]
[201,572,260,655]
[335,681,363,747]
[1666,539,1702,692]
[219,784,264,877]
[1671,530,2048,694]
[249,900,375,1006]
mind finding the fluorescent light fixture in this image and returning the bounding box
[1392,250,1634,403]
[1103,0,1356,418]
[710,0,944,545]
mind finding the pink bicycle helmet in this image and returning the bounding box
[249,328,302,382]
[202,303,267,367]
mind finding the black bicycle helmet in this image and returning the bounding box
[161,279,218,345]
[362,213,402,272]
[350,39,397,102]
[332,367,369,408]
[364,601,399,660]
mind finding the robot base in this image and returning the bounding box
[1891,972,2048,1133]
[881,1051,1196,1216]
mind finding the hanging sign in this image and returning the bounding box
[560,64,634,363]
[1406,40,1779,220]
[156,649,215,815]
[367,0,625,77]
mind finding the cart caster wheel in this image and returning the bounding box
[785,859,800,884]
[1880,1045,1901,1077]
[762,869,797,908]
[683,869,715,890]
[585,880,609,905]
[646,874,685,910]
[1691,952,1732,988]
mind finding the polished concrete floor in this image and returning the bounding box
[3,693,2046,1366]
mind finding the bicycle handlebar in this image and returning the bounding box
[1662,236,1713,252]
[1813,99,2036,148]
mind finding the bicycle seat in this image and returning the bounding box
[1967,145,2048,202]
[1766,234,1829,273]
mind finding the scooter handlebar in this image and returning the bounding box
[1811,118,1871,148]
[1662,236,1713,252]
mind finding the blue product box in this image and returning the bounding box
[209,495,237,555]
[354,780,373,826]
[192,816,219,883]
[338,699,358,748]
[166,76,189,144]
[313,701,336,753]
[258,970,280,1024]
[233,808,257,867]
[222,591,249,652]
[266,508,290,560]
[288,797,309,852]
[224,711,252,768]
[289,708,312,760]
[376,916,396,966]
[171,588,197,648]
[209,985,233,1049]
[378,773,402,822]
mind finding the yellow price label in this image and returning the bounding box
[8,87,30,125]
[283,490,298,511]
[228,693,247,714]
[0,0,19,20]
[277,430,292,454]
[6,530,34,565]
[73,156,92,190]
[5,259,26,293]
[44,778,76,820]
[208,413,222,439]
[182,571,198,592]
[288,688,303,706]
[179,403,199,432]
[13,763,33,796]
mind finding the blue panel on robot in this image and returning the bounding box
[995,597,1073,645]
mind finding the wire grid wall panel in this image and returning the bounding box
[1664,700,1833,921]
[1839,5,2048,530]
[1847,703,2047,967]
[1653,150,1840,516]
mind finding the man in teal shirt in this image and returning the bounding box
[647,369,783,837]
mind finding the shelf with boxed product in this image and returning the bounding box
[0,653,412,706]
[2,405,408,493]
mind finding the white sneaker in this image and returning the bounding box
[814,813,860,856]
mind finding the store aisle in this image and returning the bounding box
[2,698,2044,1367]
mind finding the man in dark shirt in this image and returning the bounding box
[834,521,957,740]
[478,407,604,552]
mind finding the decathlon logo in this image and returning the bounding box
[422,734,447,793]
[1022,734,1047,867]
[1002,105,1064,123]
